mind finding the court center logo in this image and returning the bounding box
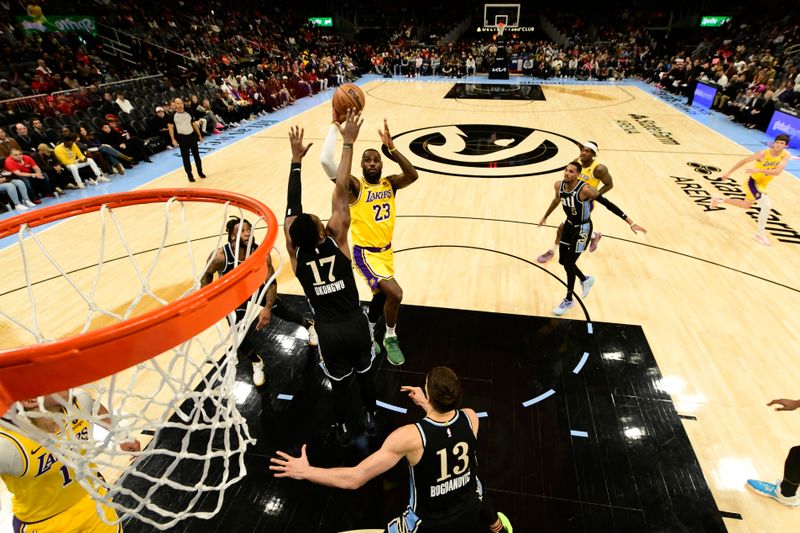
[383,124,581,178]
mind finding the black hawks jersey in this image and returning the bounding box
[409,410,480,526]
[560,180,591,225]
[295,236,361,321]
[221,242,269,310]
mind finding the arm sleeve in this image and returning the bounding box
[286,162,303,217]
[320,124,339,181]
[595,196,628,220]
[0,436,25,477]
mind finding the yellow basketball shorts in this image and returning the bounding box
[13,494,121,533]
[745,177,766,201]
[352,243,394,292]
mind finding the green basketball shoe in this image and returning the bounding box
[383,335,405,366]
[498,512,513,532]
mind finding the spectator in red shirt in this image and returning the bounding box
[56,95,75,116]
[4,148,56,198]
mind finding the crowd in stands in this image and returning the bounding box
[0,0,364,212]
[647,18,800,130]
[2,1,799,211]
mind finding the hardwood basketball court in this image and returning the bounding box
[1,78,798,532]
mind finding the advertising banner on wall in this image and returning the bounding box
[17,15,97,35]
[766,107,800,150]
[692,81,718,109]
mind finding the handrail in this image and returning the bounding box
[0,74,164,109]
[95,22,199,64]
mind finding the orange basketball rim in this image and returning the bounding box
[0,189,278,414]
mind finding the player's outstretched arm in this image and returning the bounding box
[320,114,339,181]
[270,425,419,489]
[328,109,362,252]
[721,151,762,179]
[381,119,418,190]
[285,125,313,272]
[768,398,800,411]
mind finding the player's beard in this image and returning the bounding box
[363,168,382,183]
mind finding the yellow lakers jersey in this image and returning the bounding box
[350,176,395,248]
[578,159,601,189]
[0,419,90,522]
[751,149,787,188]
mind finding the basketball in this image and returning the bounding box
[332,83,366,121]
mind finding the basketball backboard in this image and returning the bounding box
[484,3,520,28]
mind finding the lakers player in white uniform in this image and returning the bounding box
[711,134,791,246]
[321,114,419,366]
[0,390,139,532]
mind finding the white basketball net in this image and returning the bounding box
[0,196,279,529]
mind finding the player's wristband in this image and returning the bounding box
[343,143,353,149]
[388,146,397,152]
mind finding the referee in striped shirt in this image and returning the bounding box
[169,97,205,182]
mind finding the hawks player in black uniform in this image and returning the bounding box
[270,365,512,533]
[282,116,377,447]
[201,217,317,387]
[539,161,599,316]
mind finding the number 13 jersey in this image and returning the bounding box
[350,176,395,248]
[409,410,481,526]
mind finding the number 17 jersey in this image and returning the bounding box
[295,236,361,321]
[350,176,395,248]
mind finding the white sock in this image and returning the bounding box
[386,325,396,337]
[320,124,339,180]
[757,195,772,234]
[368,321,376,337]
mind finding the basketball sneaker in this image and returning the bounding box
[498,512,514,532]
[589,232,602,252]
[710,196,724,209]
[362,410,378,437]
[384,335,405,366]
[336,423,353,447]
[251,357,265,387]
[552,298,575,316]
[746,479,800,507]
[307,322,319,346]
[753,232,771,246]
[581,276,596,298]
[96,175,110,183]
[537,249,555,263]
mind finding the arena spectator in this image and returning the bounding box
[4,148,56,198]
[53,135,108,187]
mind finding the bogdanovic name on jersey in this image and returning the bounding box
[430,470,470,497]
[314,279,346,296]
